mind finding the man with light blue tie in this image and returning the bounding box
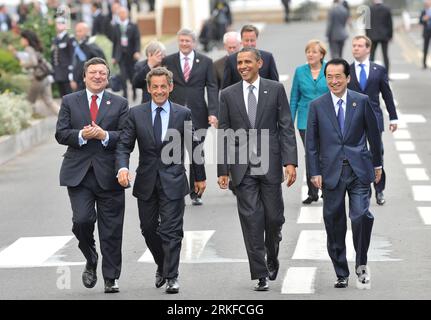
[116,67,206,294]
[348,35,398,206]
[306,58,382,290]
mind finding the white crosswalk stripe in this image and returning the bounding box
[281,267,317,294]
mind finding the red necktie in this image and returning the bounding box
[90,95,98,122]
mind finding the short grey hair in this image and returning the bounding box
[223,31,241,44]
[146,66,174,86]
[177,28,196,42]
[145,40,166,57]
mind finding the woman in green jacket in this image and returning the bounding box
[290,39,329,204]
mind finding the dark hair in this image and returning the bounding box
[20,30,43,53]
[146,66,173,86]
[324,58,350,77]
[240,25,259,38]
[238,47,262,61]
[83,57,110,77]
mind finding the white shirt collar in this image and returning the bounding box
[242,76,260,92]
[86,89,104,102]
[57,30,67,39]
[355,58,370,68]
[180,50,195,62]
[330,90,347,109]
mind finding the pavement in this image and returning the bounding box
[1,17,431,304]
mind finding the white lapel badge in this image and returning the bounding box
[107,100,111,105]
[196,59,200,63]
[373,66,377,70]
[264,90,268,94]
[352,102,357,107]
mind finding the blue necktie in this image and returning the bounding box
[337,99,345,135]
[74,45,87,62]
[359,63,367,91]
[153,107,163,148]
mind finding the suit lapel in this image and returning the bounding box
[343,90,356,139]
[188,51,200,82]
[96,91,111,124]
[365,63,377,91]
[77,90,92,123]
[323,93,343,139]
[350,64,362,92]
[163,101,176,145]
[234,82,251,128]
[174,53,187,84]
[254,79,268,128]
[143,103,156,145]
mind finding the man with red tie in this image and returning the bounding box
[55,57,129,294]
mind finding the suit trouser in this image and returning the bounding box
[423,31,431,67]
[329,40,345,59]
[67,168,125,280]
[323,164,374,278]
[299,130,319,199]
[137,175,185,279]
[370,40,390,73]
[235,170,285,280]
[373,135,385,194]
[189,130,207,199]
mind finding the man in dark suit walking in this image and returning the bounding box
[112,7,141,100]
[213,31,241,90]
[326,0,349,59]
[217,47,297,291]
[55,57,129,293]
[306,58,382,290]
[116,67,206,294]
[222,24,279,89]
[366,0,393,73]
[348,35,398,205]
[420,0,431,69]
[162,28,218,205]
[51,16,75,97]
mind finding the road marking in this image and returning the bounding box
[405,168,430,181]
[302,186,308,200]
[292,230,400,261]
[0,236,83,268]
[281,267,317,294]
[138,230,248,264]
[279,74,289,82]
[417,207,431,225]
[395,141,415,151]
[399,114,427,123]
[389,73,410,80]
[393,129,411,140]
[297,207,323,224]
[412,186,431,201]
[399,154,422,165]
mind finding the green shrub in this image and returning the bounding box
[0,49,22,74]
[0,92,33,136]
[0,71,23,94]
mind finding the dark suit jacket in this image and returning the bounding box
[306,90,382,190]
[132,59,152,103]
[55,90,129,191]
[348,62,397,132]
[51,33,75,82]
[162,51,218,129]
[112,22,141,62]
[366,3,393,41]
[213,55,227,90]
[115,101,206,200]
[420,9,431,37]
[222,50,279,89]
[92,12,107,36]
[217,78,297,186]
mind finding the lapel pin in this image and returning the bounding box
[107,100,111,105]
[373,67,377,70]
[352,102,357,107]
[196,59,200,63]
[264,90,268,94]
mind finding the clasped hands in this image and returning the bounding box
[82,121,107,141]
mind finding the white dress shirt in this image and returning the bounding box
[242,76,260,114]
[180,50,195,73]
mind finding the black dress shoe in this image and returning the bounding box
[376,192,385,205]
[82,262,97,288]
[192,197,203,206]
[302,196,318,205]
[104,279,120,293]
[165,278,180,294]
[334,277,348,288]
[268,260,279,281]
[155,271,166,288]
[254,277,269,291]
